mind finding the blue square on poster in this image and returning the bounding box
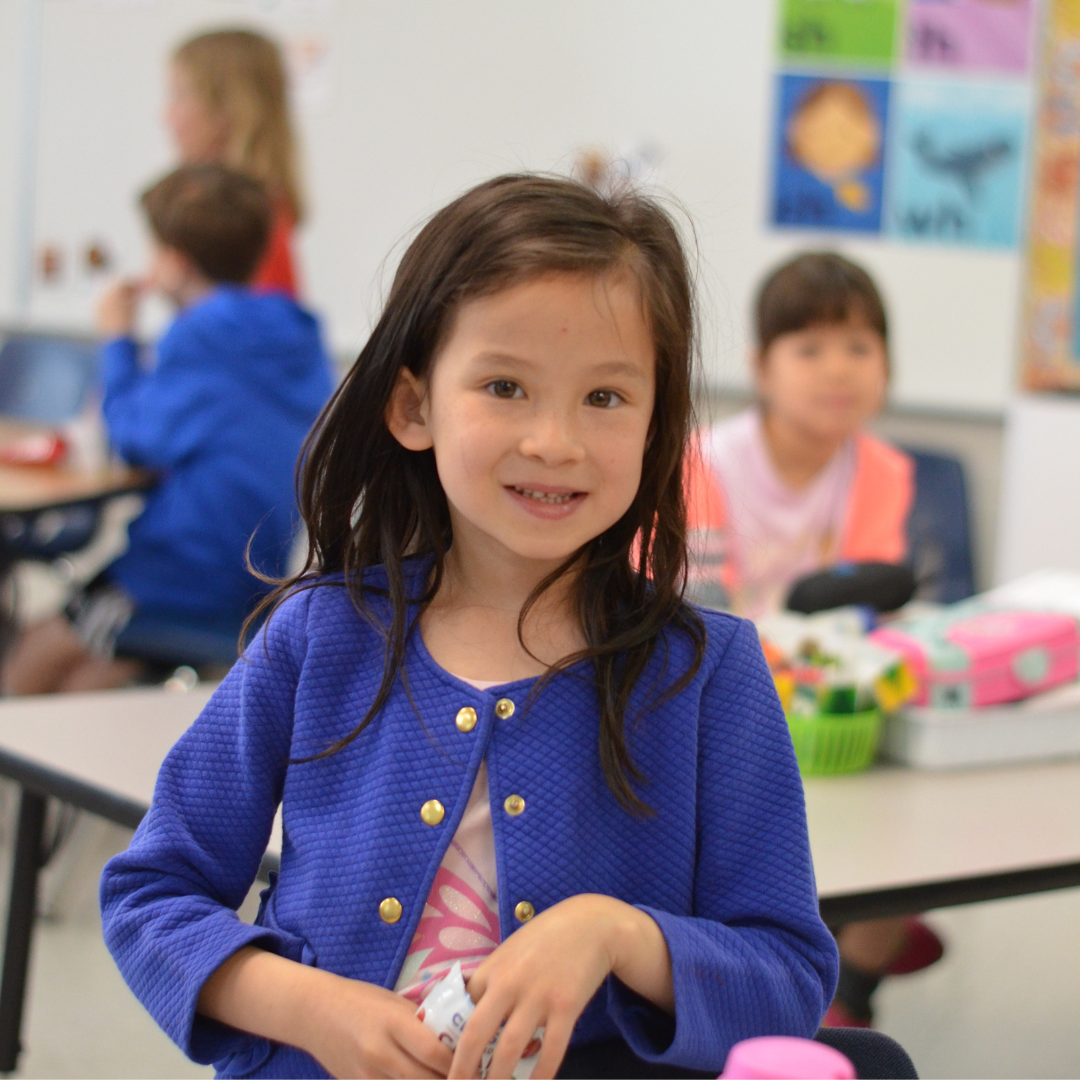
[888,80,1030,248]
[771,72,890,233]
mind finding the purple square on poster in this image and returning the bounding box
[907,0,1036,75]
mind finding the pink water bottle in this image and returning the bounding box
[719,1036,855,1079]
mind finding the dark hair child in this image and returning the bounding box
[101,175,838,1079]
[686,250,912,620]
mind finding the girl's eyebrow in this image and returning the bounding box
[470,352,650,381]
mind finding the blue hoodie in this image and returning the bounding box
[100,286,333,628]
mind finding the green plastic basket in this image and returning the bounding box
[786,708,882,776]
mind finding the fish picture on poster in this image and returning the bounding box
[906,0,1037,76]
[888,80,1030,247]
[772,73,890,233]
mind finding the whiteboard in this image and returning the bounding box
[0,0,1025,412]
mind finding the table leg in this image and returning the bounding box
[0,789,46,1073]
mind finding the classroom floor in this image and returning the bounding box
[0,788,1077,1080]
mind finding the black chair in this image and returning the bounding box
[903,448,976,604]
[816,1027,918,1079]
[557,1029,917,1079]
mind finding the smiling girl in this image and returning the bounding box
[101,175,837,1080]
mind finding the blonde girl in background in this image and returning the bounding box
[166,28,304,296]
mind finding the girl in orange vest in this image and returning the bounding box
[685,251,913,619]
[686,251,943,1028]
[165,29,304,297]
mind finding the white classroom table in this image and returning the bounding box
[0,687,1077,1069]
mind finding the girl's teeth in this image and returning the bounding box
[515,487,574,504]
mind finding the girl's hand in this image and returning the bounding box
[449,894,674,1080]
[198,946,453,1080]
[304,976,454,1080]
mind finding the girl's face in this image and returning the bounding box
[165,64,228,163]
[387,273,656,569]
[756,318,887,443]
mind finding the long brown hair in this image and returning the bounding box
[173,29,305,222]
[252,174,705,813]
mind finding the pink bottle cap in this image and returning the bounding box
[719,1036,856,1079]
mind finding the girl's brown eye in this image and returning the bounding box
[587,390,619,408]
[489,380,519,398]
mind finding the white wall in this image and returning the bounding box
[4,0,1026,412]
[0,1,29,321]
[995,394,1080,583]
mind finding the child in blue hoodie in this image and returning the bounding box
[2,165,333,693]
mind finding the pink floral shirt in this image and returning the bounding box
[394,679,502,1003]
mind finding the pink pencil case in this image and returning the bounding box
[870,605,1080,709]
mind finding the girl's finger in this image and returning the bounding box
[393,1016,454,1077]
[379,1039,448,1080]
[448,992,511,1079]
[526,1015,576,1080]
[465,965,489,1004]
[483,1005,545,1080]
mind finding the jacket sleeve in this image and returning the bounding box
[606,618,839,1071]
[99,330,233,469]
[99,591,310,1065]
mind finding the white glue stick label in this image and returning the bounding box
[416,962,544,1079]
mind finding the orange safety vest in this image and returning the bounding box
[683,429,914,601]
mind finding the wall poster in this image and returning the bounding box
[770,0,1037,251]
[1022,0,1080,389]
[772,73,891,232]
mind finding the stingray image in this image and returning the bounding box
[911,131,1014,200]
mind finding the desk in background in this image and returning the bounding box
[0,417,146,597]
[807,764,1080,924]
[0,688,1076,1070]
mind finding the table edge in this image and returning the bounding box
[0,747,147,830]
[819,859,1080,924]
[0,747,278,883]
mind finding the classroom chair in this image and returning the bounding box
[555,1029,918,1079]
[0,328,107,568]
[902,447,977,604]
[113,609,245,673]
[0,329,99,424]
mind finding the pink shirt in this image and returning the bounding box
[394,677,502,1003]
[702,409,856,620]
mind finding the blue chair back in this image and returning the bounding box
[903,447,976,603]
[0,331,99,424]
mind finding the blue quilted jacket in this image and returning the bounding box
[100,563,838,1078]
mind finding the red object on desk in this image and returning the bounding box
[0,433,68,466]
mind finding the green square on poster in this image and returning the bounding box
[780,0,900,67]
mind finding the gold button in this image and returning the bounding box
[514,900,535,922]
[504,794,525,817]
[455,707,477,732]
[495,697,515,720]
[420,799,445,826]
[379,897,402,924]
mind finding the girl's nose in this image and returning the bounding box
[518,410,587,465]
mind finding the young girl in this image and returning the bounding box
[685,252,940,1029]
[167,29,304,296]
[685,251,914,620]
[101,176,838,1079]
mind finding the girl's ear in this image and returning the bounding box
[385,368,434,451]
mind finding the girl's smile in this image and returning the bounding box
[505,483,587,518]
